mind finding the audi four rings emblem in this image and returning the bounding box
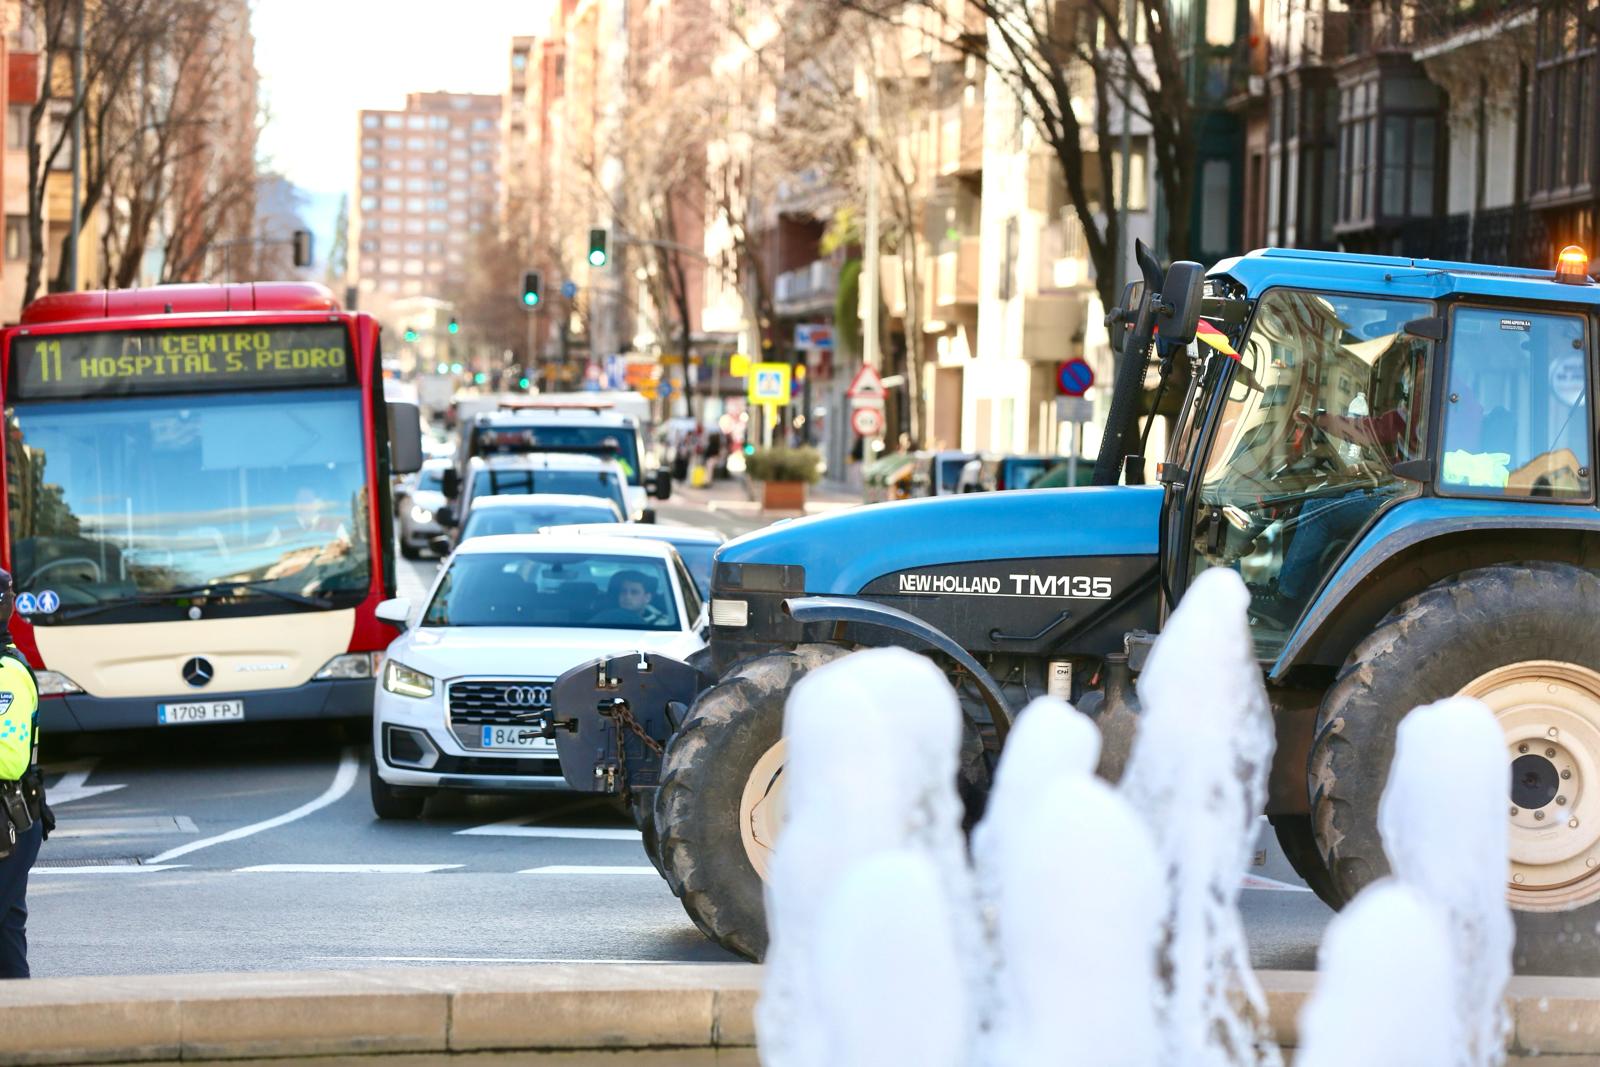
[182,656,214,688]
[503,685,550,707]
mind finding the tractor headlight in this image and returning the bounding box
[35,670,83,696]
[315,652,384,680]
[382,659,435,699]
[411,505,434,523]
[710,598,749,627]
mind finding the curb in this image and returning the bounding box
[1,966,1597,1063]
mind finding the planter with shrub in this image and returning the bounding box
[745,446,822,511]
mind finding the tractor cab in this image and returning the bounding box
[1131,247,1597,669]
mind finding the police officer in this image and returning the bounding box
[0,568,46,979]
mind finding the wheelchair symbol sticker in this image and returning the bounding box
[14,594,37,615]
[36,590,59,613]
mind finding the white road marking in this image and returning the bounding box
[52,815,198,838]
[455,817,641,841]
[44,759,127,806]
[146,747,360,864]
[308,955,700,965]
[234,864,463,874]
[33,865,188,874]
[1240,874,1313,893]
[518,865,656,875]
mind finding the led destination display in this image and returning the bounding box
[10,323,354,400]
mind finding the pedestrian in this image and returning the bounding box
[0,568,46,979]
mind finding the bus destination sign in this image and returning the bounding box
[10,323,354,400]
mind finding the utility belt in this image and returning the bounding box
[0,779,29,861]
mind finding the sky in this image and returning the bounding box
[251,0,546,257]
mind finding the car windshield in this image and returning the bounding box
[6,388,369,620]
[460,503,621,540]
[938,458,967,491]
[672,541,716,598]
[470,468,626,514]
[1005,459,1051,490]
[473,424,642,483]
[416,467,445,493]
[423,551,680,630]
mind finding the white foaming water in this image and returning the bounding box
[976,756,1163,1066]
[1378,697,1512,1067]
[1120,567,1282,1067]
[809,849,967,1067]
[757,647,973,1067]
[1296,881,1458,1066]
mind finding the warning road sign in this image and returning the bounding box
[846,365,886,402]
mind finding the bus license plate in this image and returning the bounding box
[480,725,553,751]
[157,700,244,725]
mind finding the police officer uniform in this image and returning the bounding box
[0,569,46,979]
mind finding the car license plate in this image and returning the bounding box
[480,725,553,751]
[157,700,244,725]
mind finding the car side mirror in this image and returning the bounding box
[641,508,657,524]
[435,504,456,528]
[652,468,673,500]
[375,597,411,629]
[429,535,452,556]
[441,469,460,500]
[1155,261,1206,349]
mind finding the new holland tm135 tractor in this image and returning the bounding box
[549,241,1600,971]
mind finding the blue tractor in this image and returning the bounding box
[551,243,1600,970]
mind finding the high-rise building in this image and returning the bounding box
[350,92,502,310]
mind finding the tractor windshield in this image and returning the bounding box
[1188,288,1432,657]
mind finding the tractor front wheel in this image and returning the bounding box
[1310,562,1600,973]
[654,644,847,961]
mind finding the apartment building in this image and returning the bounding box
[350,92,502,316]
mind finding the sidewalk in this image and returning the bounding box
[669,475,860,520]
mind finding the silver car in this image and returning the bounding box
[397,458,450,558]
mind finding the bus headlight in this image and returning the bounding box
[315,652,384,680]
[410,505,433,523]
[34,670,83,696]
[382,659,434,699]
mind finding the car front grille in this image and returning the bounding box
[447,678,555,749]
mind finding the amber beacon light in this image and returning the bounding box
[1555,245,1591,284]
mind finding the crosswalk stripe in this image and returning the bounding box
[34,865,188,874]
[455,818,642,841]
[234,864,464,874]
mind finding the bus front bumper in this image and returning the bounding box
[38,678,375,733]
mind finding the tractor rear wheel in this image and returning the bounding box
[1268,814,1340,907]
[655,644,848,961]
[1310,562,1600,973]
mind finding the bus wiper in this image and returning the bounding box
[54,580,332,622]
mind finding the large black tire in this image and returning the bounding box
[1309,562,1600,974]
[1268,814,1339,908]
[399,538,421,560]
[368,758,427,820]
[655,644,848,960]
[631,790,665,877]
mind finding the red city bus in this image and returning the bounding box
[0,282,422,732]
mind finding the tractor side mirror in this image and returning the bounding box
[441,468,460,500]
[1106,279,1144,356]
[1155,261,1206,348]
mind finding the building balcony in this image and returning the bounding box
[775,259,839,316]
[1039,214,1092,292]
[774,167,837,217]
[930,235,980,315]
[934,104,983,177]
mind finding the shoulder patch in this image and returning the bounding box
[0,693,13,714]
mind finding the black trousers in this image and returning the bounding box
[0,818,41,978]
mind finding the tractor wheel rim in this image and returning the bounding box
[739,739,786,881]
[1460,660,1600,911]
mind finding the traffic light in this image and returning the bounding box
[448,316,459,334]
[522,271,542,307]
[450,362,463,374]
[473,371,487,384]
[587,227,609,269]
[518,377,531,389]
[403,326,418,343]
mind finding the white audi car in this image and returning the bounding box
[369,533,708,818]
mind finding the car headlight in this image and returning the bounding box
[35,670,83,696]
[382,659,435,699]
[314,652,384,680]
[411,505,433,523]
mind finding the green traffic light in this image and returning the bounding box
[587,249,607,267]
[522,292,539,306]
[450,362,463,374]
[518,377,530,389]
[403,329,417,342]
[473,372,486,384]
[448,318,460,334]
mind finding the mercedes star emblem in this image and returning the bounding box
[182,656,214,688]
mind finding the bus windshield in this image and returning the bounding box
[6,388,370,620]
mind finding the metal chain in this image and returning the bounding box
[602,698,664,757]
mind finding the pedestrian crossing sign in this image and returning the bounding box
[748,362,792,406]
